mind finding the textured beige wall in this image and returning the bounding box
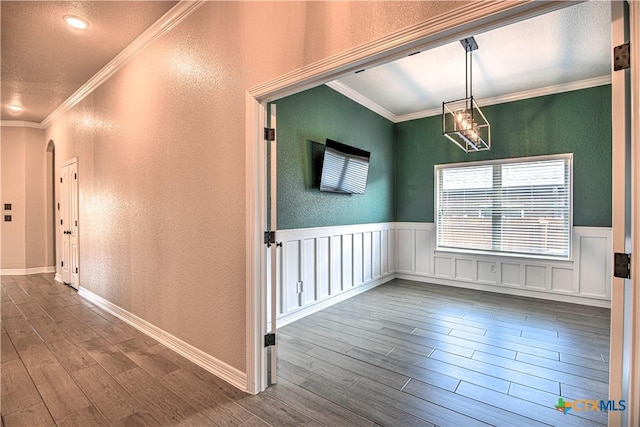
[45,1,463,373]
[25,128,47,268]
[1,126,47,270]
[1,127,27,269]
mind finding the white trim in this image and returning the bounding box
[246,0,578,396]
[0,121,44,129]
[328,76,611,124]
[629,1,640,423]
[245,93,265,394]
[0,266,56,275]
[40,0,206,129]
[278,275,395,327]
[609,2,630,424]
[281,222,396,240]
[78,287,248,392]
[325,81,396,122]
[434,152,573,170]
[54,273,62,283]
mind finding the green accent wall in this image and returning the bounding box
[276,85,395,230]
[395,85,612,227]
[277,84,612,230]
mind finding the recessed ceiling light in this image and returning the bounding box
[64,15,88,30]
[8,104,23,112]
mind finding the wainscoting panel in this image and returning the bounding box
[354,232,364,286]
[284,240,301,313]
[277,223,396,325]
[302,238,316,306]
[331,235,342,295]
[373,231,381,279]
[364,232,372,283]
[576,231,611,298]
[317,237,330,301]
[279,223,611,324]
[396,228,413,273]
[415,229,432,275]
[394,223,611,307]
[524,265,546,289]
[455,258,474,281]
[342,234,353,290]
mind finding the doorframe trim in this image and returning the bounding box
[245,0,587,394]
[629,1,640,423]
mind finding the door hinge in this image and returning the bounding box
[60,177,63,183]
[75,220,78,226]
[264,231,276,247]
[614,43,630,71]
[264,333,276,347]
[61,261,64,267]
[614,252,631,279]
[264,127,275,141]
[264,231,282,248]
[75,268,78,274]
[60,219,63,225]
[57,203,60,210]
[74,173,77,180]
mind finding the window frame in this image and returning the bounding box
[434,153,574,261]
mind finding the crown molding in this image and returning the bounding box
[0,120,44,129]
[40,0,206,129]
[329,75,612,124]
[325,81,396,122]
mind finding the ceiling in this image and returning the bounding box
[331,0,611,122]
[1,1,611,125]
[1,1,177,123]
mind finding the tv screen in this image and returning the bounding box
[320,139,370,194]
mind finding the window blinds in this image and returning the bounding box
[436,155,572,259]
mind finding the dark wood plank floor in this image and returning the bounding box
[1,274,610,426]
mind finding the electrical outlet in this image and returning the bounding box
[490,264,496,273]
[296,281,303,294]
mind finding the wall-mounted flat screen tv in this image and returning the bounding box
[319,139,370,194]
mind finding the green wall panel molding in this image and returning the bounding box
[275,85,395,230]
[395,85,612,227]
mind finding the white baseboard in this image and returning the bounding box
[78,287,248,392]
[276,274,395,328]
[396,273,611,308]
[54,273,62,283]
[0,266,56,275]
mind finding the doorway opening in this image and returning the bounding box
[247,0,637,423]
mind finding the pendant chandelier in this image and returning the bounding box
[442,37,491,152]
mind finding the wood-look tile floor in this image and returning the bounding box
[1,274,610,426]
[276,279,611,427]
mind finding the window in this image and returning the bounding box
[435,154,572,259]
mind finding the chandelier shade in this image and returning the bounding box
[442,37,491,153]
[442,96,490,152]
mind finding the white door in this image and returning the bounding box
[265,103,279,386]
[609,1,637,424]
[60,160,79,289]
